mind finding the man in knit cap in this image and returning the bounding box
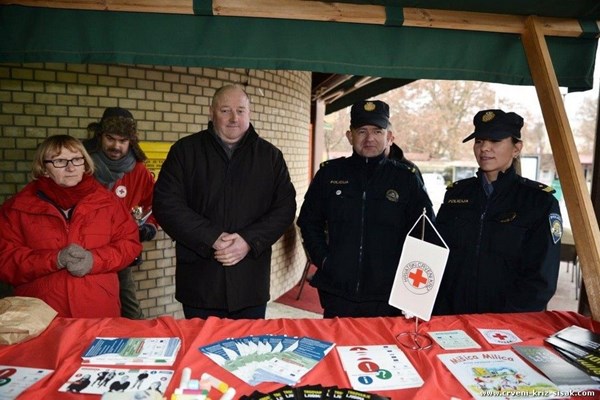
[85,107,157,319]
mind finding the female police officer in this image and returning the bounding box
[433,109,562,315]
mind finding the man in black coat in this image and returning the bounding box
[153,84,296,319]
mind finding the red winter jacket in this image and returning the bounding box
[0,180,142,317]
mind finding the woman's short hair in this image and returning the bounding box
[31,135,95,179]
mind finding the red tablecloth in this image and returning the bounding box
[2,311,599,399]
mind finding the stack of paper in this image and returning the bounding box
[82,337,181,366]
[199,334,335,386]
[336,344,424,391]
[545,325,600,379]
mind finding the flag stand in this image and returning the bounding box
[395,208,433,351]
[396,317,432,351]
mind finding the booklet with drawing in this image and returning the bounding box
[438,350,560,400]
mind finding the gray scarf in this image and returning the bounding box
[90,150,136,189]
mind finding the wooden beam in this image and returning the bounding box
[1,0,598,37]
[0,0,194,14]
[521,15,600,321]
[211,0,595,38]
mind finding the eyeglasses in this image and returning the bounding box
[43,157,86,168]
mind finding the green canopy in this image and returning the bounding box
[0,3,597,91]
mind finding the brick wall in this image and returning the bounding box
[0,63,310,318]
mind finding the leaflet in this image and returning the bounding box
[82,337,181,366]
[336,344,423,391]
[199,334,335,386]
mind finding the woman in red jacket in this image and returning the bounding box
[0,135,141,317]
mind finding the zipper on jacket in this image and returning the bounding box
[474,195,491,312]
[356,190,367,293]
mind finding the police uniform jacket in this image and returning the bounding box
[153,122,296,312]
[433,166,562,315]
[297,152,434,302]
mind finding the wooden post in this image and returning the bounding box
[522,16,600,321]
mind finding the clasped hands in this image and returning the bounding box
[213,233,250,267]
[57,243,93,277]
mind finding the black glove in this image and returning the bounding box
[139,224,157,242]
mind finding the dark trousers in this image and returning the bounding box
[118,266,144,319]
[183,303,267,320]
[319,290,404,318]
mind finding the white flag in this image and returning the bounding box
[388,213,449,321]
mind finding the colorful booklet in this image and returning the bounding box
[58,366,174,395]
[0,365,53,400]
[438,350,560,400]
[199,334,335,386]
[336,344,423,391]
[82,337,181,366]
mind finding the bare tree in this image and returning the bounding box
[379,80,496,160]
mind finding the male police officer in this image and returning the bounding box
[297,100,434,318]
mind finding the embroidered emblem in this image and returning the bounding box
[364,102,376,112]
[482,111,495,122]
[549,213,563,244]
[447,199,469,204]
[498,212,517,223]
[115,185,127,198]
[335,190,342,196]
[386,189,399,202]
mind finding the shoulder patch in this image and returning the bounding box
[520,177,556,194]
[389,159,415,173]
[549,213,562,244]
[320,156,346,168]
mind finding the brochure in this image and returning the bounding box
[82,337,181,366]
[553,325,600,354]
[437,349,560,400]
[239,384,391,400]
[427,329,481,350]
[58,366,174,395]
[199,334,335,386]
[545,335,600,378]
[512,345,599,390]
[336,344,423,391]
[0,365,53,400]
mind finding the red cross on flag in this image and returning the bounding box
[389,212,449,321]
